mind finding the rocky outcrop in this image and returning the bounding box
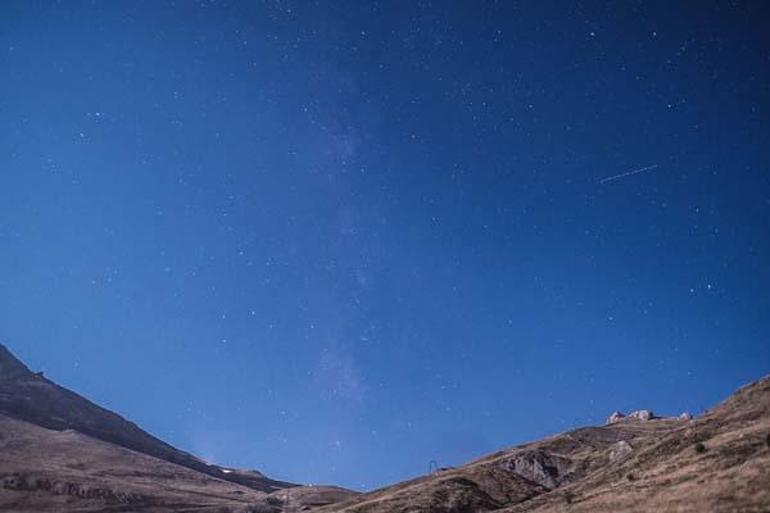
[608,409,697,425]
[628,409,654,421]
[608,440,633,463]
[500,450,573,489]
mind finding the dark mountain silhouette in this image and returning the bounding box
[0,344,31,379]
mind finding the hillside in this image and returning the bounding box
[0,343,290,493]
[0,343,357,512]
[1,341,768,512]
[318,376,770,513]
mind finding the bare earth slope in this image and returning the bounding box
[320,376,770,513]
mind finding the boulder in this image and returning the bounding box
[500,449,572,489]
[609,441,633,463]
[628,410,654,421]
[679,412,693,421]
[606,411,626,425]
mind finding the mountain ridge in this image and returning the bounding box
[1,341,768,512]
[317,375,770,513]
[0,344,32,379]
[0,342,293,493]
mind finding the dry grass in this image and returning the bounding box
[321,376,770,513]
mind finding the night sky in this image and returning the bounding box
[1,0,769,491]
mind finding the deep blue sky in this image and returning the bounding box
[1,0,769,491]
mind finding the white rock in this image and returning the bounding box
[628,410,654,421]
[609,440,633,463]
[606,411,626,425]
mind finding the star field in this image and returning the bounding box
[1,0,769,490]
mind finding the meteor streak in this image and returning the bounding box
[600,164,660,184]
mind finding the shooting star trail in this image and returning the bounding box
[599,164,660,184]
